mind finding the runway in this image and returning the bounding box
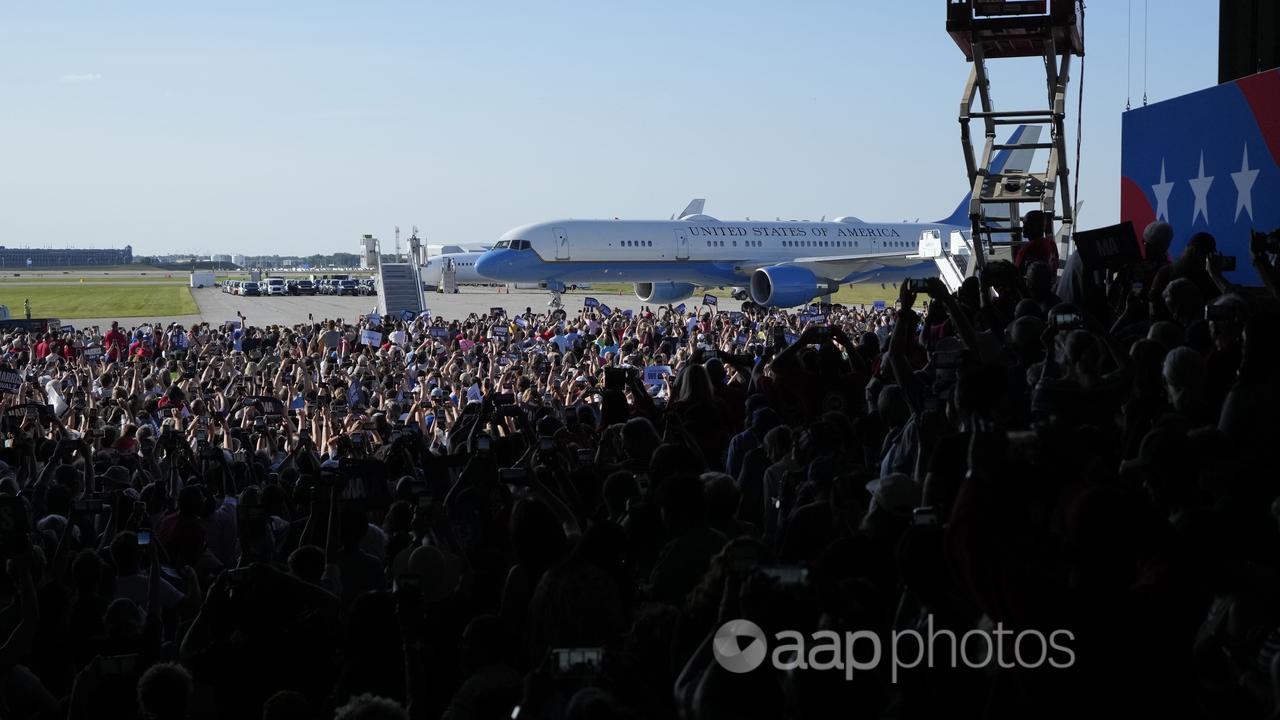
[75,286,667,330]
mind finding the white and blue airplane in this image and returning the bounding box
[422,251,489,290]
[476,127,1039,307]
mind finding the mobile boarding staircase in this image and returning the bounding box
[375,239,427,318]
[927,0,1085,292]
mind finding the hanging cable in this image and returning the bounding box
[1126,0,1132,111]
[1146,0,1157,105]
[1071,0,1086,246]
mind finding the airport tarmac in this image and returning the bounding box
[74,286,668,330]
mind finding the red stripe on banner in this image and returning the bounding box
[1120,176,1156,258]
[1237,69,1280,168]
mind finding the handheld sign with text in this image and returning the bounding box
[400,310,416,322]
[490,307,505,319]
[360,329,383,346]
[250,395,286,418]
[599,304,612,317]
[0,371,21,395]
[622,309,633,319]
[1072,221,1141,271]
[493,325,509,338]
[674,303,687,315]
[82,345,104,361]
[583,297,599,308]
[365,313,382,326]
[513,316,528,329]
[642,365,673,385]
[872,300,887,310]
[430,327,450,339]
[703,293,718,307]
[60,324,75,334]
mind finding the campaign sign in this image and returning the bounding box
[430,327,450,339]
[872,300,887,310]
[360,329,383,346]
[583,297,600,308]
[82,345,104,361]
[0,371,21,395]
[493,325,509,338]
[703,293,718,307]
[642,365,673,385]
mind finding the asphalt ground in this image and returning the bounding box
[71,285,660,330]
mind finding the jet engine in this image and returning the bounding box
[634,282,697,304]
[749,266,838,308]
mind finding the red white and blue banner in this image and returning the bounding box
[1122,69,1280,284]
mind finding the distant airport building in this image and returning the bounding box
[231,254,246,267]
[210,254,233,264]
[0,245,132,268]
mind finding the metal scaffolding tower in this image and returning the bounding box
[947,0,1085,270]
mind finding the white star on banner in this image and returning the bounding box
[1151,159,1174,222]
[1189,152,1214,225]
[1231,144,1259,222]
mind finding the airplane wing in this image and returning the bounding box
[743,252,927,282]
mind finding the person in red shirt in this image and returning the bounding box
[33,334,51,360]
[1013,209,1060,272]
[104,321,128,361]
[128,331,153,362]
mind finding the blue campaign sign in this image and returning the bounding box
[430,327,450,339]
[622,309,633,319]
[703,293,718,306]
[674,303,687,314]
[584,297,599,308]
[400,310,415,322]
[873,300,887,310]
[599,304,612,317]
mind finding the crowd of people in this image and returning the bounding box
[0,221,1278,719]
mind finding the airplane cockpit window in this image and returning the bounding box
[494,240,510,249]
[511,240,531,250]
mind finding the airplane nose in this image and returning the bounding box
[474,250,500,278]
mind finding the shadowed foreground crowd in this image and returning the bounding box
[1,223,1279,719]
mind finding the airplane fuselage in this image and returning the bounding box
[422,251,489,286]
[475,216,956,288]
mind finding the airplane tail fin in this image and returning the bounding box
[933,125,1042,226]
[677,198,706,219]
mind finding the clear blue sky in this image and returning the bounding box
[0,2,1218,256]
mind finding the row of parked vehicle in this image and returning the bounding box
[219,277,377,297]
